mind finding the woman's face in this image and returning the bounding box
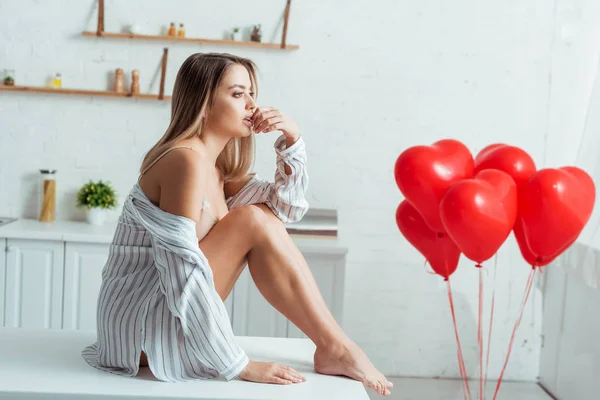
[205,64,257,138]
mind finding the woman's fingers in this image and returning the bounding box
[255,117,284,133]
[284,371,305,382]
[278,365,305,383]
[270,376,294,385]
[283,365,305,380]
[253,108,280,130]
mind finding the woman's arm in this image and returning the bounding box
[223,134,299,197]
[225,134,309,224]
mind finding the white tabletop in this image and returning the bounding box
[0,218,348,254]
[0,328,368,400]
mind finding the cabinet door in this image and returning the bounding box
[232,267,288,338]
[286,253,346,339]
[0,238,6,327]
[5,239,64,329]
[63,242,109,331]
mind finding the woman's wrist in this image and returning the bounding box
[283,131,300,147]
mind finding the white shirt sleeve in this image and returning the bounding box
[226,134,309,223]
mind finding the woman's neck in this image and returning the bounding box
[193,131,231,166]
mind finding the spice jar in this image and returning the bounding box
[39,169,57,222]
[177,23,185,37]
[52,73,62,88]
[168,22,176,36]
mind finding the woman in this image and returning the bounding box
[82,52,392,397]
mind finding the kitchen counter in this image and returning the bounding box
[0,218,348,255]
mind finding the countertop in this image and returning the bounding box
[0,328,368,400]
[0,218,348,255]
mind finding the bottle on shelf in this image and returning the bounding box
[168,22,176,36]
[177,23,185,37]
[114,68,124,93]
[131,69,140,95]
[52,73,62,88]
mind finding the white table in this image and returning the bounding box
[0,328,368,400]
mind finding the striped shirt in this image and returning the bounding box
[82,134,309,382]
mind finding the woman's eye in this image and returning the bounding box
[234,92,244,98]
[249,92,255,98]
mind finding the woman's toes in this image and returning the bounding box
[386,380,393,388]
[370,380,380,392]
[366,379,380,393]
[384,388,391,396]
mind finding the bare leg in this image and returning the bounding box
[246,205,392,397]
[198,204,392,396]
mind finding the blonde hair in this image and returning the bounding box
[140,52,259,183]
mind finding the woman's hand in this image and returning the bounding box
[237,360,306,384]
[251,107,300,140]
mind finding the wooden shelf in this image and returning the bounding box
[0,85,171,100]
[81,31,299,50]
[85,0,297,50]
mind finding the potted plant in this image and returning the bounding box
[3,69,15,86]
[76,180,118,225]
[231,27,242,41]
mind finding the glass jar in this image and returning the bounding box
[168,22,176,36]
[52,73,62,88]
[39,169,57,222]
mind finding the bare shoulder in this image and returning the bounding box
[158,147,209,222]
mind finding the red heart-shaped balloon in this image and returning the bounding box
[513,217,565,267]
[520,167,595,262]
[394,139,474,233]
[440,169,517,264]
[474,143,540,266]
[396,200,461,279]
[475,144,536,188]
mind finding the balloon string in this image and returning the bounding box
[478,266,483,400]
[483,253,498,399]
[458,345,469,400]
[447,279,472,400]
[423,260,438,276]
[492,267,536,400]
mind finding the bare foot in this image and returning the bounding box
[314,341,393,396]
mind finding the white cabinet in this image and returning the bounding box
[232,267,288,337]
[232,251,346,339]
[0,235,346,339]
[3,239,64,329]
[0,239,5,326]
[63,242,109,331]
[287,253,345,339]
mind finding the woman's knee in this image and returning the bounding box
[228,204,283,238]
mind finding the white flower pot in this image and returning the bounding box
[232,31,242,41]
[86,207,107,226]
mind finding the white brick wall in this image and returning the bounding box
[1,0,597,381]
